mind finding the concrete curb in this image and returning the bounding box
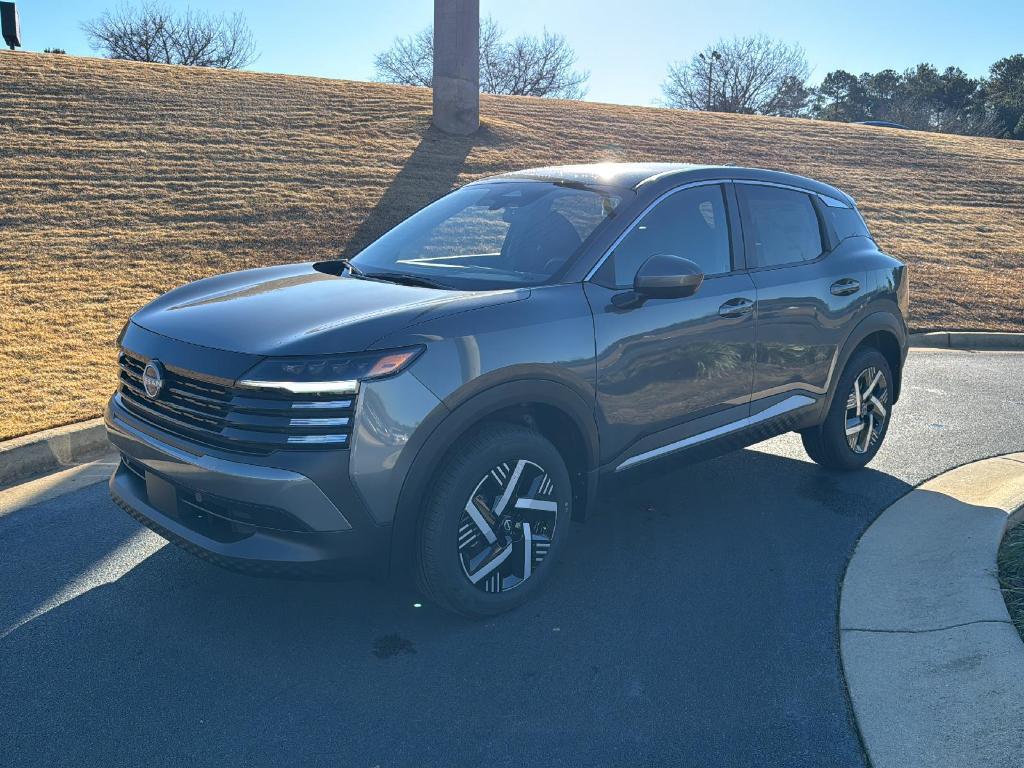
[840,454,1024,768]
[0,418,110,489]
[909,331,1024,350]
[0,454,119,517]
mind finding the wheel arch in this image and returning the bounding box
[387,378,600,580]
[831,310,908,408]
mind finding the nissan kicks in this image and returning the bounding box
[106,163,909,616]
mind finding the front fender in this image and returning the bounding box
[386,377,601,581]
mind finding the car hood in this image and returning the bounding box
[131,262,526,356]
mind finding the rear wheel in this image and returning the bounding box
[802,347,893,470]
[415,424,571,617]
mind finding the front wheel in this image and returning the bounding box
[415,424,572,617]
[801,347,893,470]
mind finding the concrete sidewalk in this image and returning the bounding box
[841,454,1024,768]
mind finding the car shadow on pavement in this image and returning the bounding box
[0,445,912,768]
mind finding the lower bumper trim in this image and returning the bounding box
[110,463,384,577]
[105,412,351,532]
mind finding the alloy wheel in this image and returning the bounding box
[458,459,558,594]
[844,366,889,454]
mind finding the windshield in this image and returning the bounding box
[351,181,622,290]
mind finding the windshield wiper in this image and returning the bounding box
[361,270,450,290]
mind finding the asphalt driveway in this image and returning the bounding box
[2,349,1022,767]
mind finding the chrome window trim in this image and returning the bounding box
[733,179,818,194]
[733,179,853,209]
[615,394,816,472]
[583,178,734,283]
[733,178,840,200]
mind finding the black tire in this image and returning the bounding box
[801,346,894,471]
[415,423,572,617]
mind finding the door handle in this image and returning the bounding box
[830,278,861,296]
[718,297,755,318]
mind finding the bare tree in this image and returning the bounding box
[485,30,588,99]
[477,18,509,94]
[374,16,588,99]
[661,36,810,116]
[81,1,257,69]
[373,25,435,87]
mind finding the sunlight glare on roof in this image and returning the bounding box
[590,162,620,181]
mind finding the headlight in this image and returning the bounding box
[237,346,423,395]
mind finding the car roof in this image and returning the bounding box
[480,162,855,206]
[488,162,710,189]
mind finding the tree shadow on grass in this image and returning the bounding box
[342,124,502,257]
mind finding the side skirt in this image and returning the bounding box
[612,394,819,474]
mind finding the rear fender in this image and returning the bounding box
[826,309,908,412]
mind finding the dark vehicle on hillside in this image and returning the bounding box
[106,163,909,616]
[855,120,912,130]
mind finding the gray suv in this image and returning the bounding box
[106,163,909,616]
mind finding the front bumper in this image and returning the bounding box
[105,399,390,577]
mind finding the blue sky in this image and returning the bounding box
[25,1,1024,106]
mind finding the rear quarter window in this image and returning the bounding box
[826,206,872,242]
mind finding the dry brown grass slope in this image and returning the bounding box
[1,51,1022,440]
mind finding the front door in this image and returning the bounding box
[585,182,756,466]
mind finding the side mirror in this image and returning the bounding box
[610,254,704,309]
[635,254,704,298]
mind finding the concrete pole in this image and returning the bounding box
[432,0,479,135]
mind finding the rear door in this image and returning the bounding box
[735,182,868,403]
[585,182,757,467]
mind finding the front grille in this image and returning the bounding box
[118,351,355,454]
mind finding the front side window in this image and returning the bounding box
[352,181,621,290]
[738,185,824,268]
[596,184,733,288]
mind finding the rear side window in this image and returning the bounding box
[825,205,872,242]
[597,184,733,288]
[738,185,824,267]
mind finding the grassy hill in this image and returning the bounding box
[2,51,1022,440]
